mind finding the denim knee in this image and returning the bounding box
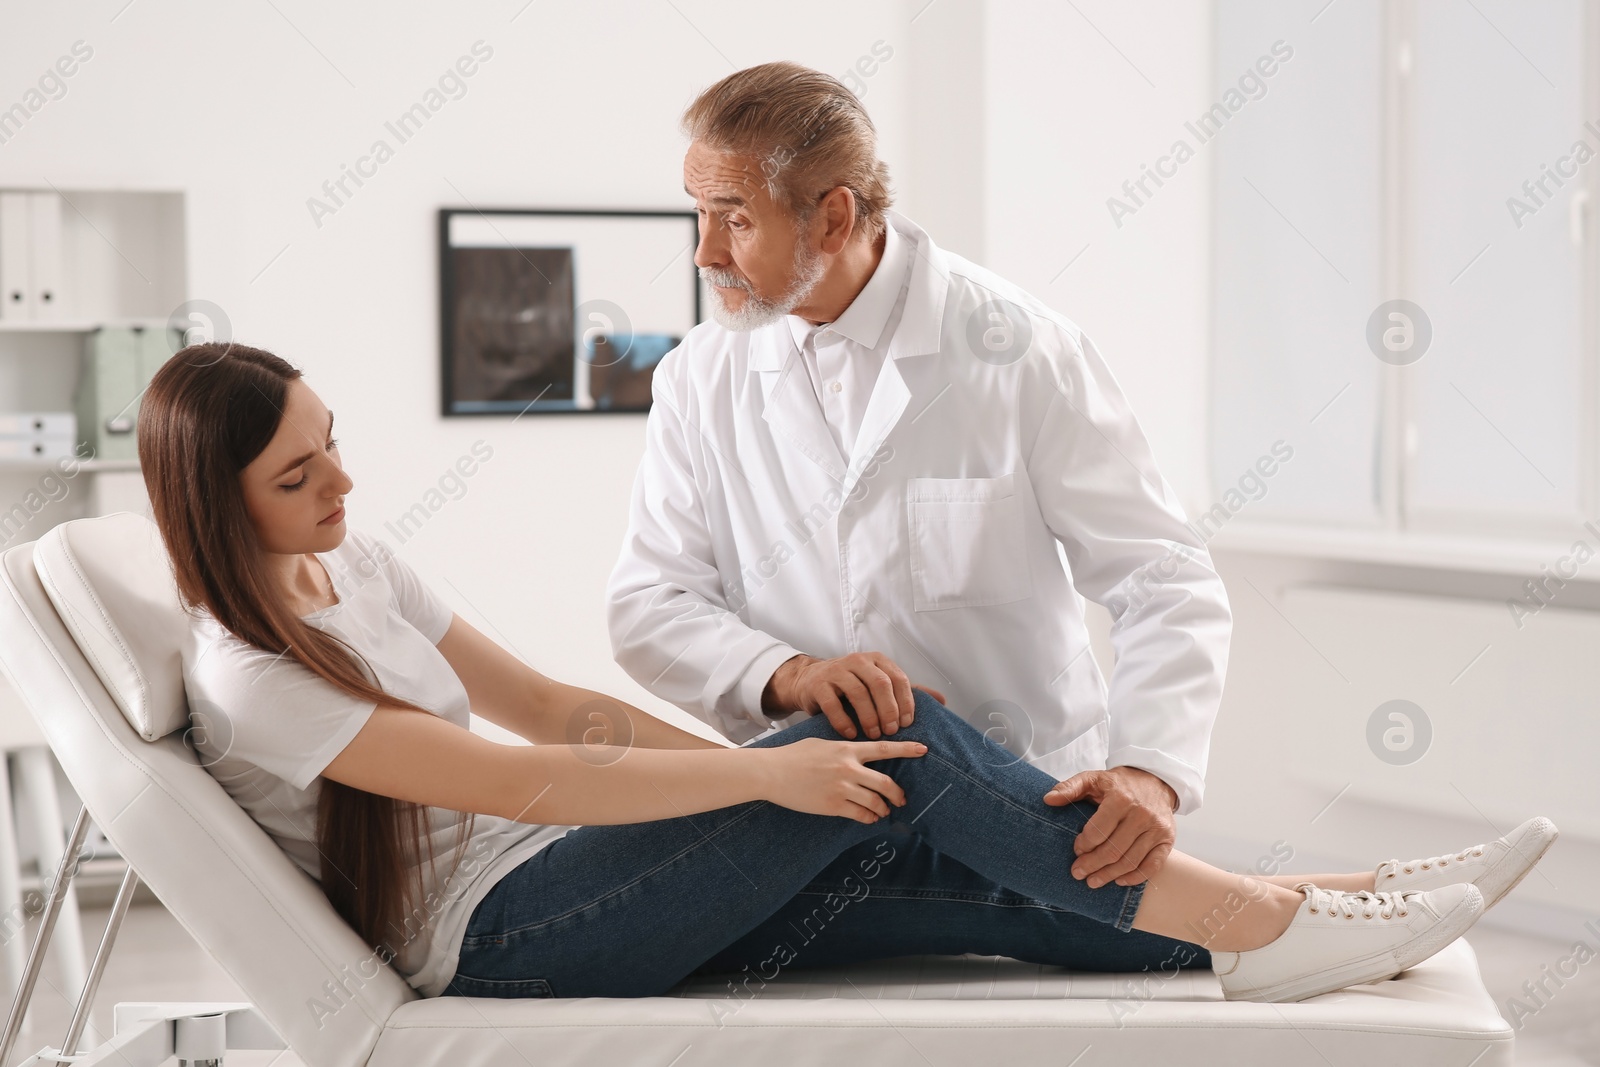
[883,691,969,746]
[912,687,949,720]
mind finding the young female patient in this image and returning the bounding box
[140,342,1557,1005]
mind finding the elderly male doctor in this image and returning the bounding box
[607,62,1233,890]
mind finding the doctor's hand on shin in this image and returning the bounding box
[762,652,947,740]
[753,736,927,824]
[1045,767,1179,889]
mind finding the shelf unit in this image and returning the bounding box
[0,189,188,920]
[0,188,187,544]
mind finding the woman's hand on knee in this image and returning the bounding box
[753,736,927,824]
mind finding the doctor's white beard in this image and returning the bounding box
[700,239,826,331]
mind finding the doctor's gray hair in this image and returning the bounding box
[683,61,893,240]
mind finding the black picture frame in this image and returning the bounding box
[438,207,702,417]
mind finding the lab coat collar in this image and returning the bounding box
[749,211,948,374]
[782,221,909,353]
[747,212,952,494]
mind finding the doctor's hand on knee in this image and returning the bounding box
[1045,767,1179,889]
[761,652,947,741]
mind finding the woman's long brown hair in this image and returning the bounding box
[138,342,472,959]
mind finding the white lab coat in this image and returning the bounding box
[606,211,1232,813]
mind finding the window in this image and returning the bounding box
[1211,0,1592,539]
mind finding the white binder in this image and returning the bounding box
[0,192,30,322]
[28,192,63,322]
[0,413,76,438]
[0,436,74,461]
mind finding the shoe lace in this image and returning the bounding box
[1299,883,1410,920]
[1375,844,1486,880]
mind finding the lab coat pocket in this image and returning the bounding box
[906,473,1032,610]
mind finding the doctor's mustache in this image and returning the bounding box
[699,266,753,291]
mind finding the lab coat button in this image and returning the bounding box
[852,611,866,623]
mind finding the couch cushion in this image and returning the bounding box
[32,512,190,741]
[369,940,1512,1067]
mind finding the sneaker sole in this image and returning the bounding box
[1222,886,1485,1004]
[1476,817,1558,910]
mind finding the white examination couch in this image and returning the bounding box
[0,514,1515,1066]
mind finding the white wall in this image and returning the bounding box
[905,0,988,263]
[983,0,1215,515]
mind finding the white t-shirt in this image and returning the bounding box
[182,529,573,997]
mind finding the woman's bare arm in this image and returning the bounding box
[322,703,761,825]
[434,614,728,751]
[321,703,923,827]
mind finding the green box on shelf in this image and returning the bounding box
[74,325,181,463]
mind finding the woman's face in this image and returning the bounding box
[239,379,353,555]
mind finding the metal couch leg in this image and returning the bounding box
[58,864,139,1059]
[0,806,93,1065]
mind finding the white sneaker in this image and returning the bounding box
[1374,816,1558,909]
[1212,882,1484,1003]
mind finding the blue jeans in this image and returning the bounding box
[442,692,1210,998]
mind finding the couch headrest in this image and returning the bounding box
[33,513,190,741]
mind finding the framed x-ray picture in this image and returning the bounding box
[439,208,704,415]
